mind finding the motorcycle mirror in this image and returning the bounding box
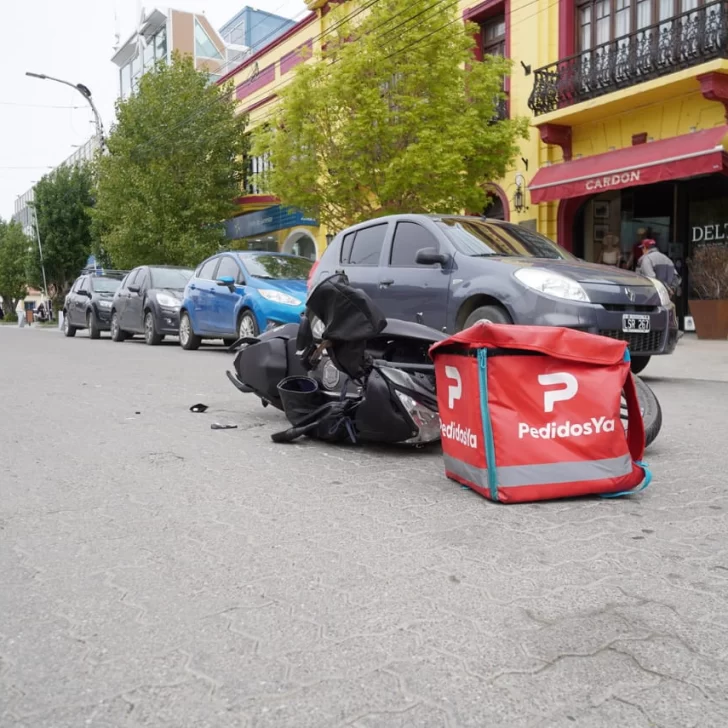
[416,248,449,266]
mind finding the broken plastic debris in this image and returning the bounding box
[211,423,238,430]
[190,403,209,413]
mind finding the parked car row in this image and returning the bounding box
[63,215,678,373]
[62,251,313,348]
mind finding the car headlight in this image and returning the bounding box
[259,289,302,306]
[652,279,671,307]
[156,293,180,308]
[514,268,590,302]
[98,300,112,309]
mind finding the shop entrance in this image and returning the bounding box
[565,177,724,329]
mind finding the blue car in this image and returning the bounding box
[179,251,313,350]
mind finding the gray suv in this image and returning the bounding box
[309,214,678,373]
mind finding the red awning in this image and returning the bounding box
[528,126,728,204]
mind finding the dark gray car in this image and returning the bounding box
[310,215,678,373]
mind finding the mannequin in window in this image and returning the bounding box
[599,233,621,266]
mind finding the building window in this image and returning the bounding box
[195,19,223,60]
[154,28,168,63]
[575,0,709,50]
[120,63,131,98]
[482,15,506,56]
[246,153,272,194]
[479,13,508,119]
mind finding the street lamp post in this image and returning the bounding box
[25,72,105,150]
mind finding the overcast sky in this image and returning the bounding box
[0,0,306,220]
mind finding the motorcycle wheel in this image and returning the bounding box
[621,376,662,448]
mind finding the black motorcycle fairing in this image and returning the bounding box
[230,325,307,409]
[353,369,416,443]
[376,318,447,344]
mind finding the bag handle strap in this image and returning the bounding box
[623,372,646,462]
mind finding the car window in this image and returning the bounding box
[437,218,575,260]
[215,256,242,282]
[346,224,388,266]
[126,269,140,287]
[340,232,355,263]
[77,276,89,293]
[90,277,121,294]
[199,258,219,280]
[150,267,194,289]
[389,222,439,267]
[135,269,149,290]
[70,278,82,293]
[242,254,312,280]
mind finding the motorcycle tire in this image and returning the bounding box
[621,376,662,448]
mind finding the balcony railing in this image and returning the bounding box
[528,0,728,115]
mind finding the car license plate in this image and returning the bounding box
[622,314,650,333]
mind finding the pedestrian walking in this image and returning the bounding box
[637,239,680,297]
[16,299,26,328]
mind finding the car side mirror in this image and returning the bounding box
[416,248,449,266]
[216,276,236,291]
[78,289,90,297]
[128,285,140,294]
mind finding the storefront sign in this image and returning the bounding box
[691,223,728,243]
[585,170,641,191]
[224,205,318,240]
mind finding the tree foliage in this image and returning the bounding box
[0,219,31,318]
[93,54,249,268]
[255,0,529,231]
[29,162,95,300]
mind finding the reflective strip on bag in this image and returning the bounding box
[443,453,634,489]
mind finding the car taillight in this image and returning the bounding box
[307,260,319,290]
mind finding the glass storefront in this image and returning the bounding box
[571,173,728,328]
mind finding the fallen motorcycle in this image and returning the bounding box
[227,273,441,445]
[227,274,662,448]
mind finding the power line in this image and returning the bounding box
[0,102,85,109]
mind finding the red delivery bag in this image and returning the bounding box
[429,323,651,503]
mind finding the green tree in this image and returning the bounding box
[0,219,31,320]
[256,0,529,231]
[29,161,95,302]
[93,54,249,268]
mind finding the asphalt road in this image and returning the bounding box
[2,326,728,727]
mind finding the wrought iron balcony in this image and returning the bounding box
[528,0,728,115]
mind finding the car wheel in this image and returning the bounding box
[110,312,126,342]
[463,304,512,329]
[144,311,163,346]
[179,311,201,350]
[238,310,259,339]
[63,311,77,338]
[87,310,101,340]
[630,355,651,375]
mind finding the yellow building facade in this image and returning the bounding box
[220,0,728,328]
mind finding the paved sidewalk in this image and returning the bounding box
[644,334,728,382]
[1,327,728,727]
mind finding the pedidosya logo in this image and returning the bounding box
[518,372,616,439]
[441,421,478,448]
[441,365,479,449]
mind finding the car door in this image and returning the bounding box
[115,269,138,327]
[123,267,148,332]
[66,278,82,325]
[74,276,90,325]
[210,254,244,335]
[339,223,389,301]
[190,257,220,332]
[376,220,452,330]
